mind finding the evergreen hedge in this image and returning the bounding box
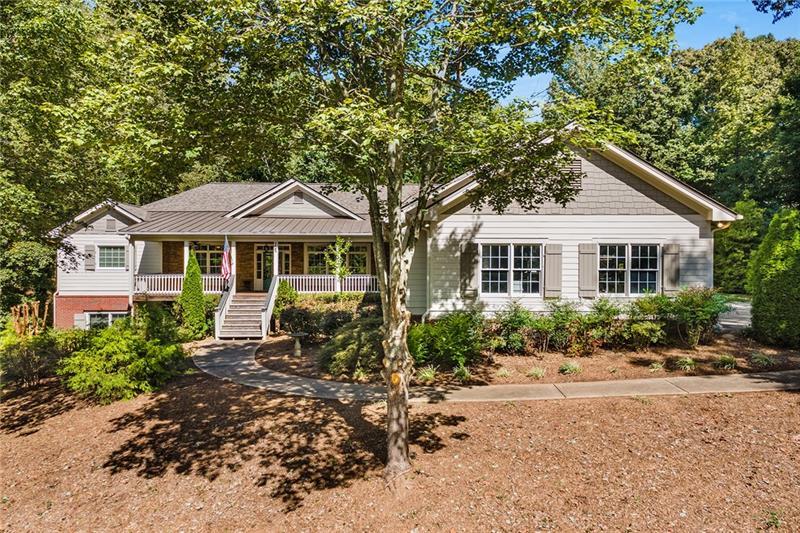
[748,209,800,347]
[175,250,208,339]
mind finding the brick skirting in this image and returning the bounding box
[54,295,130,329]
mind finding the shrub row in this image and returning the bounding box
[280,292,381,340]
[1,303,187,403]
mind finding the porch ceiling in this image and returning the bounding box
[122,211,373,236]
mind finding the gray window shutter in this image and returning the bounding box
[73,313,86,329]
[578,243,597,298]
[460,242,479,301]
[84,245,96,271]
[544,244,562,298]
[105,218,116,232]
[662,243,681,295]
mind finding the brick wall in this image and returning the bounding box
[54,295,130,329]
[162,241,183,273]
[236,243,255,291]
[291,243,304,274]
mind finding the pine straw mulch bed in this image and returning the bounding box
[256,332,800,386]
[2,371,799,531]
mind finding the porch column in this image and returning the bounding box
[231,240,237,294]
[183,241,190,272]
[128,236,136,307]
[272,241,279,280]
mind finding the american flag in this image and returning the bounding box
[221,235,232,281]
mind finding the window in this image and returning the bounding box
[598,244,660,295]
[481,245,509,293]
[306,243,370,274]
[86,312,128,329]
[306,244,328,274]
[98,245,125,269]
[512,244,542,294]
[630,244,659,294]
[348,244,369,274]
[599,244,627,294]
[193,243,223,275]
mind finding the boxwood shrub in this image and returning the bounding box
[748,209,800,347]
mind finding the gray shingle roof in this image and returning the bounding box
[141,182,420,216]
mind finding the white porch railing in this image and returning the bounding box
[278,274,379,293]
[134,274,226,294]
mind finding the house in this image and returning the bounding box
[53,143,740,338]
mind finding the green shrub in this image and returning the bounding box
[527,366,546,379]
[407,310,484,368]
[318,316,383,377]
[416,365,437,384]
[134,303,180,344]
[661,288,731,348]
[714,199,767,294]
[749,351,775,369]
[749,209,800,347]
[453,365,472,383]
[1,324,95,386]
[273,280,298,322]
[648,361,664,373]
[496,367,510,378]
[617,320,666,351]
[674,357,696,372]
[494,302,535,354]
[586,298,622,339]
[559,361,582,375]
[715,354,737,370]
[548,301,581,352]
[279,292,377,339]
[524,316,555,353]
[58,320,186,403]
[175,251,208,339]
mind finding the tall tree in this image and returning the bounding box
[254,0,697,478]
[549,31,800,208]
[752,0,798,21]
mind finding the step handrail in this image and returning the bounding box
[214,274,236,339]
[261,275,280,340]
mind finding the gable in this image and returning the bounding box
[444,152,698,217]
[249,191,346,218]
[225,180,363,220]
[68,206,140,236]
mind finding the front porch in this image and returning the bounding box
[131,239,378,299]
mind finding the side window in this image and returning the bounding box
[97,246,126,269]
[512,244,542,294]
[480,244,509,294]
[598,244,660,295]
[598,244,626,294]
[630,245,659,294]
[86,312,128,328]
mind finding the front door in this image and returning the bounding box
[254,244,291,291]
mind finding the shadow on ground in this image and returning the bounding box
[102,370,466,511]
[1,379,81,436]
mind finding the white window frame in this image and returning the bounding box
[479,243,544,297]
[255,244,291,280]
[304,242,371,275]
[597,243,661,297]
[96,245,126,270]
[193,243,224,275]
[84,311,128,329]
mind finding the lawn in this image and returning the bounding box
[2,370,799,531]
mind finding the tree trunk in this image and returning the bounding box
[382,303,412,479]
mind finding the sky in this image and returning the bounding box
[508,0,800,101]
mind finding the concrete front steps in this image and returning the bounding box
[218,293,267,339]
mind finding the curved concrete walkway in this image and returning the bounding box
[193,341,800,404]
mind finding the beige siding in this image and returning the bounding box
[427,213,712,316]
[406,230,427,314]
[135,241,162,274]
[255,192,344,218]
[57,232,131,295]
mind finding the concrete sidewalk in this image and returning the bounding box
[192,340,800,404]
